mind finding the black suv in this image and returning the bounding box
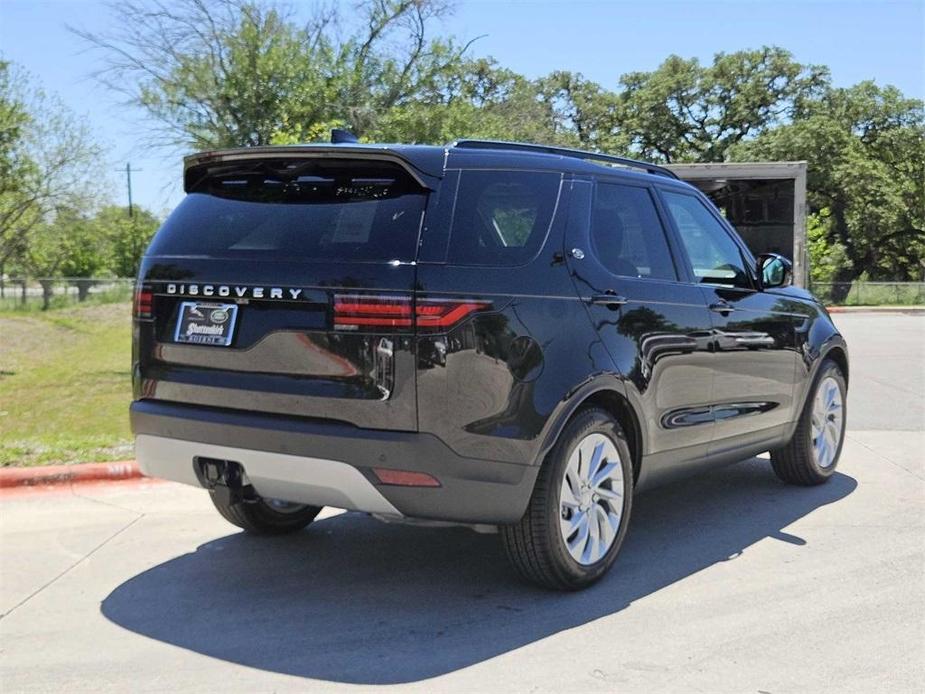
[132,138,848,590]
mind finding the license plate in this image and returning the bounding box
[174,302,239,346]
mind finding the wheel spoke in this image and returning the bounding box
[596,485,622,502]
[595,506,614,549]
[583,517,599,564]
[590,461,618,488]
[811,413,822,437]
[815,432,827,463]
[586,441,605,483]
[567,513,590,556]
[561,472,581,509]
[565,510,587,535]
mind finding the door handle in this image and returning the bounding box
[709,301,735,315]
[590,293,628,309]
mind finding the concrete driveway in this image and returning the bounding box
[2,312,923,692]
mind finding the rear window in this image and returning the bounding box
[446,170,561,266]
[148,160,426,261]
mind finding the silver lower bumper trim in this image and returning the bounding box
[135,434,402,517]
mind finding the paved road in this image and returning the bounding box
[2,312,923,693]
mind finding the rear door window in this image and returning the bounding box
[591,182,677,280]
[148,160,426,262]
[446,170,562,266]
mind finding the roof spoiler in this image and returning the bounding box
[182,145,439,192]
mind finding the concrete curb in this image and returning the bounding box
[0,460,141,489]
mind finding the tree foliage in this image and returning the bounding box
[97,205,161,278]
[0,62,105,269]
[616,48,829,162]
[733,82,925,280]
[75,0,476,148]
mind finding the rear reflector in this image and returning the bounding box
[372,468,441,487]
[334,295,490,331]
[133,286,153,319]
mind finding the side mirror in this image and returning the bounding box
[756,253,792,289]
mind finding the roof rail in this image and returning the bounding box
[451,139,679,180]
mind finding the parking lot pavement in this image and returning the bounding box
[1,313,923,693]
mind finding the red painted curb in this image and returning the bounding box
[0,460,141,488]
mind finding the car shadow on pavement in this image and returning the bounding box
[101,457,856,685]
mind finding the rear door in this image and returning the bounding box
[413,166,577,463]
[135,156,428,431]
[567,179,716,463]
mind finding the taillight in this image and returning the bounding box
[133,286,153,319]
[334,295,413,329]
[334,295,490,331]
[415,300,491,329]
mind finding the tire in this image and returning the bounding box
[209,491,322,534]
[501,407,634,590]
[770,358,847,486]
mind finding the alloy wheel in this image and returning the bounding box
[811,376,844,469]
[558,433,626,565]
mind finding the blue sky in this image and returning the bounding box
[1,0,922,213]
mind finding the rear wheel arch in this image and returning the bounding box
[581,390,643,483]
[539,385,644,483]
[822,345,849,385]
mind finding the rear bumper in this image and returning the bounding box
[130,400,538,524]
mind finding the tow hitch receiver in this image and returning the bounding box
[193,457,258,506]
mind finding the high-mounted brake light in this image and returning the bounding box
[133,286,153,319]
[333,295,490,331]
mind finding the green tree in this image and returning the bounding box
[805,209,850,284]
[77,0,475,149]
[535,71,626,152]
[94,205,161,278]
[0,62,104,273]
[21,208,105,308]
[616,47,829,162]
[0,60,38,273]
[370,58,566,144]
[733,82,925,282]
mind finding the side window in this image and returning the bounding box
[661,191,752,288]
[591,183,677,281]
[446,170,561,266]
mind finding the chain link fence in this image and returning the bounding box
[0,278,135,312]
[809,281,925,306]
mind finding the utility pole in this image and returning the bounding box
[125,162,135,218]
[116,162,143,277]
[118,163,142,218]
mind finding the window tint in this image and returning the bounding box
[149,160,425,261]
[591,183,677,280]
[446,170,561,266]
[661,191,751,288]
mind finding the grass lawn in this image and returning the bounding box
[0,302,133,466]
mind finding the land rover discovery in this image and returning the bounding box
[132,137,848,590]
